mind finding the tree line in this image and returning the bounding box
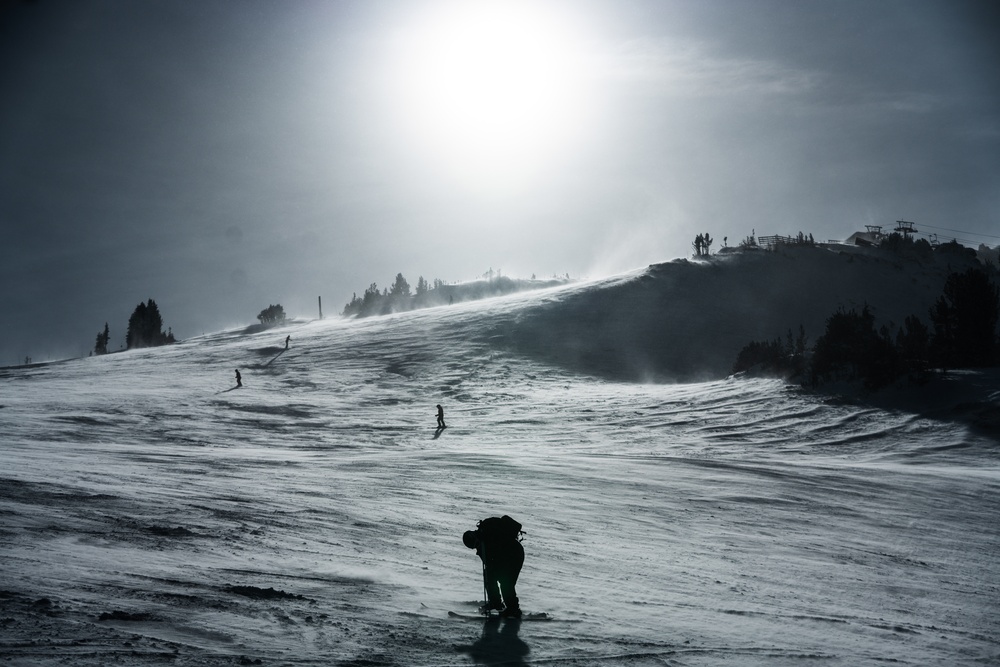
[732,267,1000,389]
[342,270,562,318]
[342,273,433,317]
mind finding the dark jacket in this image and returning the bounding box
[474,515,522,566]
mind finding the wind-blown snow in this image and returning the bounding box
[1,252,998,666]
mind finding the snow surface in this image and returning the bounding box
[2,254,999,666]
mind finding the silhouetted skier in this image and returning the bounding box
[436,404,446,429]
[285,335,290,350]
[464,516,524,618]
[235,369,242,387]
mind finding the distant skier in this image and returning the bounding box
[285,335,290,350]
[436,404,446,429]
[463,516,524,618]
[235,369,242,387]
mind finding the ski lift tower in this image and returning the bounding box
[864,225,883,242]
[894,220,917,239]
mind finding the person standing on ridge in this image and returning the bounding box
[235,369,242,387]
[436,404,446,429]
[285,335,290,349]
[463,515,524,618]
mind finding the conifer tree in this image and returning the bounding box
[126,299,174,349]
[94,323,110,355]
[257,304,286,325]
[390,273,411,298]
[929,269,999,367]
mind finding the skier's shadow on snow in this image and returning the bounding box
[263,348,287,368]
[433,426,446,440]
[458,617,528,666]
[217,386,241,394]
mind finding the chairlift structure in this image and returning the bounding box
[894,220,917,239]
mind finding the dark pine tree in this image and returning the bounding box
[929,268,1000,368]
[896,314,930,377]
[94,322,110,355]
[389,273,411,298]
[257,304,286,325]
[811,305,899,389]
[126,299,173,349]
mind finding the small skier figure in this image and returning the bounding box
[285,335,290,350]
[463,516,524,618]
[235,369,242,387]
[436,404,446,429]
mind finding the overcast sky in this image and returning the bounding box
[1,0,998,364]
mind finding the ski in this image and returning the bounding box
[448,611,557,622]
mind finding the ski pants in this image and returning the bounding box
[483,540,524,610]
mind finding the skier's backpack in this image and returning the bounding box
[478,515,524,542]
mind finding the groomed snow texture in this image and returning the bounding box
[2,252,998,666]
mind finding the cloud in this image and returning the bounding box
[595,37,819,100]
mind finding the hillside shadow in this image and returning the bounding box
[806,369,1000,441]
[456,617,529,666]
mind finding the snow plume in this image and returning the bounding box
[582,187,693,280]
[585,220,674,280]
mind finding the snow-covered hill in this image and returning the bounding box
[503,243,990,381]
[1,250,998,666]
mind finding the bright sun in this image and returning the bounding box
[386,1,595,189]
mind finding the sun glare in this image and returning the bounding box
[386,2,596,190]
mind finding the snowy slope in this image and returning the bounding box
[1,253,998,666]
[505,243,989,381]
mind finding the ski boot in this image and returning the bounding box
[500,606,522,619]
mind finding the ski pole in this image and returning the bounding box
[482,560,489,616]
